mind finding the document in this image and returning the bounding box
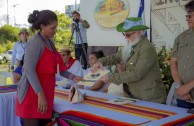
[105,97,139,105]
[78,69,110,86]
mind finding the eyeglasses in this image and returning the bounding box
[122,32,136,38]
[186,13,194,20]
[186,14,192,19]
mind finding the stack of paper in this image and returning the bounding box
[78,69,109,86]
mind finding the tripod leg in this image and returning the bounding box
[76,28,88,69]
[68,28,75,47]
[75,45,81,62]
[82,43,88,69]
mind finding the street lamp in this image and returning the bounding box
[6,0,9,24]
[13,4,19,26]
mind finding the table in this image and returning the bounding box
[0,85,21,126]
[54,86,192,126]
[0,85,192,126]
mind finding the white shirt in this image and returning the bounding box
[56,60,84,86]
[83,67,109,92]
[11,41,27,66]
[73,21,88,44]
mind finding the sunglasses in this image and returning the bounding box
[122,32,136,38]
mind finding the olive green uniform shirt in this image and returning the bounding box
[98,36,167,103]
[171,29,194,102]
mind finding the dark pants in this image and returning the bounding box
[177,99,194,109]
[75,43,88,69]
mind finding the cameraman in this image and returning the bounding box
[72,11,90,69]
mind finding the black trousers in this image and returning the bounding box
[75,43,88,69]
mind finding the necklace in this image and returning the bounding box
[20,41,26,51]
[38,32,56,54]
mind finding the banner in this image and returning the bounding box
[80,0,150,46]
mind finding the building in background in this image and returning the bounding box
[151,0,190,49]
[65,4,80,17]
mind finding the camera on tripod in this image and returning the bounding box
[73,18,79,23]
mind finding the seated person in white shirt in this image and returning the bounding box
[56,46,84,88]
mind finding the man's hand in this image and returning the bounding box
[82,20,90,28]
[176,82,194,97]
[91,62,103,73]
[37,91,48,114]
[180,93,193,101]
[116,63,125,73]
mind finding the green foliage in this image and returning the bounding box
[0,25,19,44]
[0,45,6,53]
[0,11,73,53]
[54,11,73,47]
[0,41,14,53]
[157,46,174,93]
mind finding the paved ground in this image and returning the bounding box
[0,62,10,72]
[0,62,12,85]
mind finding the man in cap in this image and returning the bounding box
[92,17,167,103]
[56,46,84,88]
[11,28,29,71]
[170,0,194,109]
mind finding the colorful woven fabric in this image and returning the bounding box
[47,110,137,126]
[55,89,176,121]
[0,85,17,93]
[162,114,194,126]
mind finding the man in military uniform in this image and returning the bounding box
[92,17,167,103]
[170,0,194,109]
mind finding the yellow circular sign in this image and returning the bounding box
[94,0,130,28]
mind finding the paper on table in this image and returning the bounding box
[56,79,68,86]
[105,97,139,105]
[77,69,110,86]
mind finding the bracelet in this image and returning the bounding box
[72,74,75,81]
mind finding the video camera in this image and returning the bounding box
[73,18,79,23]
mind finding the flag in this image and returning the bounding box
[138,0,147,37]
[138,0,144,18]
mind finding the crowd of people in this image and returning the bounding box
[9,0,194,126]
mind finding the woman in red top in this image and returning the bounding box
[16,10,82,126]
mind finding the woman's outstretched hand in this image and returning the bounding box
[73,76,83,83]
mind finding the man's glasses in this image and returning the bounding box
[186,14,194,20]
[122,32,136,38]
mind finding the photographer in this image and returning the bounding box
[72,11,90,69]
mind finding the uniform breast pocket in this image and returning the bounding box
[178,42,188,58]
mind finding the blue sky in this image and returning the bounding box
[0,0,80,25]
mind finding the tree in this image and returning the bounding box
[54,11,73,48]
[0,25,19,44]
